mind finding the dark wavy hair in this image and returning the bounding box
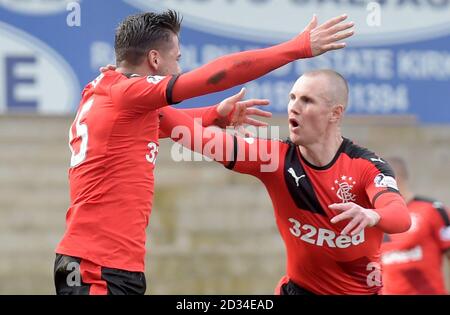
[115,10,182,65]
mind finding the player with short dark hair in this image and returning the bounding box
[160,69,411,295]
[55,10,355,295]
[115,11,182,66]
[381,157,450,295]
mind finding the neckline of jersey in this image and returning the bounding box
[298,137,349,171]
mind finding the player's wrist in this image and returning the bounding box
[293,30,313,59]
[213,104,232,128]
[365,209,381,227]
[275,30,313,61]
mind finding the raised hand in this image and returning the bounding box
[304,14,355,56]
[217,88,272,131]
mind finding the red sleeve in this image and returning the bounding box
[362,160,411,233]
[177,106,230,128]
[111,31,310,113]
[158,105,233,165]
[158,106,279,177]
[111,75,175,113]
[372,195,411,234]
[171,31,311,103]
[226,136,281,178]
[158,105,229,139]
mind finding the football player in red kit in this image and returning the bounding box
[55,10,355,294]
[381,157,450,295]
[159,70,411,295]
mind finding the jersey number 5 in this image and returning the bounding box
[69,98,94,167]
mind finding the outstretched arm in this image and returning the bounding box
[159,89,276,176]
[159,104,234,165]
[159,88,271,139]
[112,14,354,110]
[171,15,354,104]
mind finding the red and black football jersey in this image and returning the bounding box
[227,137,405,294]
[381,197,450,294]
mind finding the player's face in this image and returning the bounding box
[155,33,182,76]
[287,76,335,146]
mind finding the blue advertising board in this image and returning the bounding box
[0,0,449,123]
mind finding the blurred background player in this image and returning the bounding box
[381,157,450,295]
[54,10,354,295]
[159,69,411,295]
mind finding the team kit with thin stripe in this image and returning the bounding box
[55,31,315,294]
[159,108,410,295]
[228,137,404,294]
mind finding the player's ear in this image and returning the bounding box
[147,50,160,72]
[330,104,344,123]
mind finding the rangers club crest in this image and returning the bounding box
[332,176,356,203]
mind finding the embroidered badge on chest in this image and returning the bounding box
[331,175,357,203]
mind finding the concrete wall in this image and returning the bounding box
[0,115,449,294]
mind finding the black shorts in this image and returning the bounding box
[280,280,316,295]
[54,254,146,295]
